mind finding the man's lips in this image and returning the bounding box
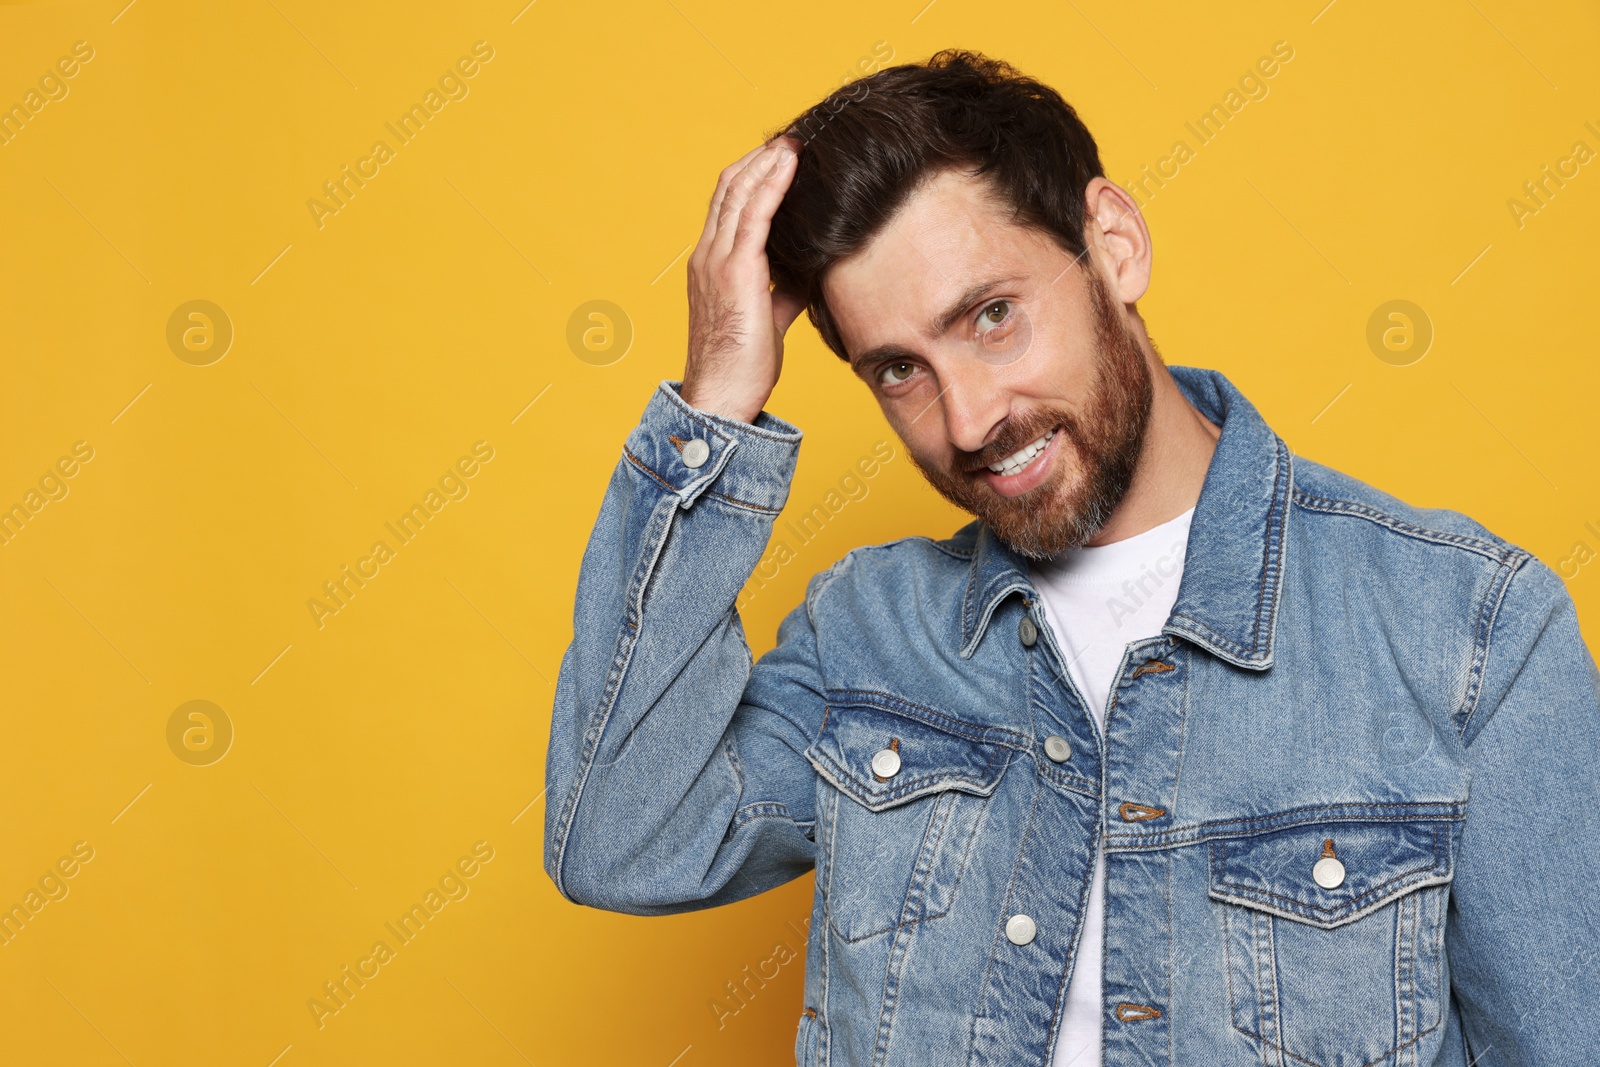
[976,426,1064,499]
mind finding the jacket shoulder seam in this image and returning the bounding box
[805,535,968,607]
[1291,488,1528,565]
[845,532,972,561]
[1456,551,1537,738]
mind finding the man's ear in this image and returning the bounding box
[1083,177,1151,305]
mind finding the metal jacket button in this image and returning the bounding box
[1018,616,1038,647]
[1313,838,1345,888]
[1313,857,1345,889]
[680,438,710,468]
[1043,735,1072,762]
[870,747,901,778]
[1005,914,1037,945]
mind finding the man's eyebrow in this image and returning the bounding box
[849,276,1021,372]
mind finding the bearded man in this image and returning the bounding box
[543,49,1600,1067]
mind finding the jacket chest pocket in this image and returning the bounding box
[804,691,1017,943]
[1209,814,1462,1067]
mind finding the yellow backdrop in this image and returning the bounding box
[2,1,1597,1064]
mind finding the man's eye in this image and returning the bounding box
[878,361,916,386]
[976,300,1012,333]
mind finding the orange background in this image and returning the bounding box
[1,1,1597,1064]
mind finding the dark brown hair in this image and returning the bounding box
[765,49,1107,362]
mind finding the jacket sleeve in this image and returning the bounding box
[542,378,829,914]
[1446,556,1600,1062]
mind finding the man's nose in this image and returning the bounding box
[938,360,1008,456]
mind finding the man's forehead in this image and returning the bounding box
[832,169,1007,284]
[823,173,1049,362]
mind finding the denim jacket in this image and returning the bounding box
[544,364,1600,1066]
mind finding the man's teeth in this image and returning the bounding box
[988,429,1056,476]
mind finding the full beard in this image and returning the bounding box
[905,270,1154,560]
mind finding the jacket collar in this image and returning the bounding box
[958,364,1292,670]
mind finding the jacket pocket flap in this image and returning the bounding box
[1207,816,1459,929]
[805,690,1018,813]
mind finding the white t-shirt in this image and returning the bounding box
[1027,506,1194,1067]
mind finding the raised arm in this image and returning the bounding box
[542,136,828,914]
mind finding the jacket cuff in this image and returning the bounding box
[622,380,803,513]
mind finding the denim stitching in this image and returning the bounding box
[1020,636,1101,812]
[868,792,961,1061]
[808,748,1006,813]
[621,445,782,514]
[701,489,784,514]
[1210,821,1446,921]
[1252,439,1292,655]
[1077,808,1107,1062]
[1168,643,1193,844]
[722,736,746,793]
[824,689,1033,749]
[1401,883,1414,1062]
[1220,904,1245,1044]
[1164,842,1176,1065]
[824,787,991,944]
[549,492,678,898]
[1212,855,1439,919]
[967,771,1048,1058]
[1107,801,1466,850]
[1291,490,1528,565]
[821,787,841,938]
[1030,760,1101,799]
[1164,612,1264,662]
[869,800,947,1057]
[1395,884,1414,1061]
[818,788,835,1067]
[728,801,794,834]
[1455,551,1526,737]
[872,911,916,1065]
[1029,644,1096,1067]
[964,580,1034,657]
[1253,908,1277,1055]
[621,446,676,492]
[869,532,972,563]
[1150,644,1190,1063]
[656,382,799,443]
[1238,1021,1442,1067]
[1114,1003,1162,1021]
[1221,835,1450,1065]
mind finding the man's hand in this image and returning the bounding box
[681,135,805,425]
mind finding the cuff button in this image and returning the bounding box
[680,438,710,468]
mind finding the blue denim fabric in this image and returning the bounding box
[544,364,1600,1066]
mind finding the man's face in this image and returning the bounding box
[823,167,1154,558]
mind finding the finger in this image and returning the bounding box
[718,145,796,259]
[706,142,768,229]
[714,144,784,247]
[696,141,781,259]
[726,147,797,260]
